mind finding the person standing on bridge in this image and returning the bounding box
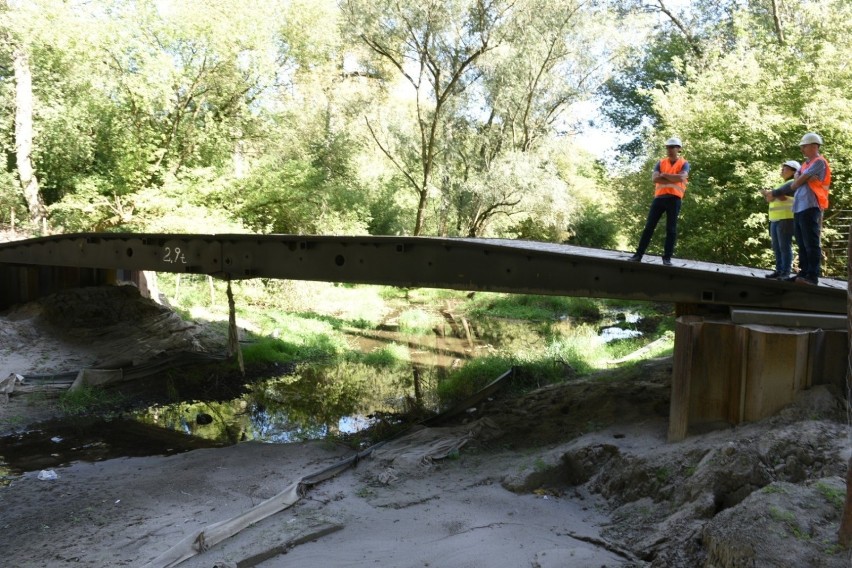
[628,137,690,266]
[761,160,799,279]
[761,132,831,285]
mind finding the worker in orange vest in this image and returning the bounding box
[762,132,831,285]
[628,137,690,266]
[761,160,799,279]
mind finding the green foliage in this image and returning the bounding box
[464,293,601,322]
[436,355,515,403]
[536,327,598,374]
[568,202,620,249]
[401,287,467,303]
[0,171,27,226]
[598,32,694,157]
[240,327,347,366]
[436,310,645,405]
[397,309,438,335]
[508,217,567,243]
[232,137,371,235]
[603,336,647,360]
[58,386,125,415]
[4,0,852,255]
[359,343,411,367]
[769,505,810,540]
[610,0,852,268]
[367,178,415,236]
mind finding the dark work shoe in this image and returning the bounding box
[795,276,818,285]
[662,258,673,266]
[764,271,780,278]
[628,254,642,262]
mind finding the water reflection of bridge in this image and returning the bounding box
[0,233,847,441]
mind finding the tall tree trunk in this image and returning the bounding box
[769,0,785,45]
[13,46,48,232]
[414,189,428,236]
[840,221,852,547]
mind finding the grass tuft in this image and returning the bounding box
[58,386,125,415]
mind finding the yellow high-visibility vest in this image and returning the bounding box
[768,196,794,221]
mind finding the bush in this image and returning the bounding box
[567,203,620,249]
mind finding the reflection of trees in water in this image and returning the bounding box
[136,358,432,445]
[139,399,248,444]
[245,360,427,442]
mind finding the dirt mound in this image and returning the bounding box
[0,285,228,430]
[478,359,672,449]
[490,370,851,567]
[2,285,219,373]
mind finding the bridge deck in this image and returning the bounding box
[0,233,846,314]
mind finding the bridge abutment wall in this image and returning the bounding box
[0,264,153,310]
[668,313,847,442]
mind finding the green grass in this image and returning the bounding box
[768,506,811,540]
[604,331,675,361]
[769,506,795,523]
[394,287,466,303]
[654,467,671,482]
[397,308,439,335]
[241,332,346,366]
[815,481,845,509]
[58,386,125,415]
[358,343,411,367]
[464,293,602,321]
[604,336,647,359]
[436,355,515,403]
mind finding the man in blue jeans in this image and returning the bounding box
[628,137,690,266]
[762,133,831,285]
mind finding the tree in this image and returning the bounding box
[612,0,852,269]
[598,0,746,157]
[1,0,48,231]
[97,0,287,188]
[10,43,46,230]
[345,0,619,238]
[343,0,512,235]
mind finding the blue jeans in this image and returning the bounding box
[793,207,822,281]
[635,196,681,259]
[769,219,794,275]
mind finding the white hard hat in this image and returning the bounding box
[665,137,682,147]
[782,160,801,170]
[799,132,823,146]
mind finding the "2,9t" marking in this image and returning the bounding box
[162,247,187,264]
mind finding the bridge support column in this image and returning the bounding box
[668,313,847,442]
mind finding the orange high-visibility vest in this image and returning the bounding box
[654,157,688,198]
[799,155,831,210]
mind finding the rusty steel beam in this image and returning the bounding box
[0,233,846,314]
